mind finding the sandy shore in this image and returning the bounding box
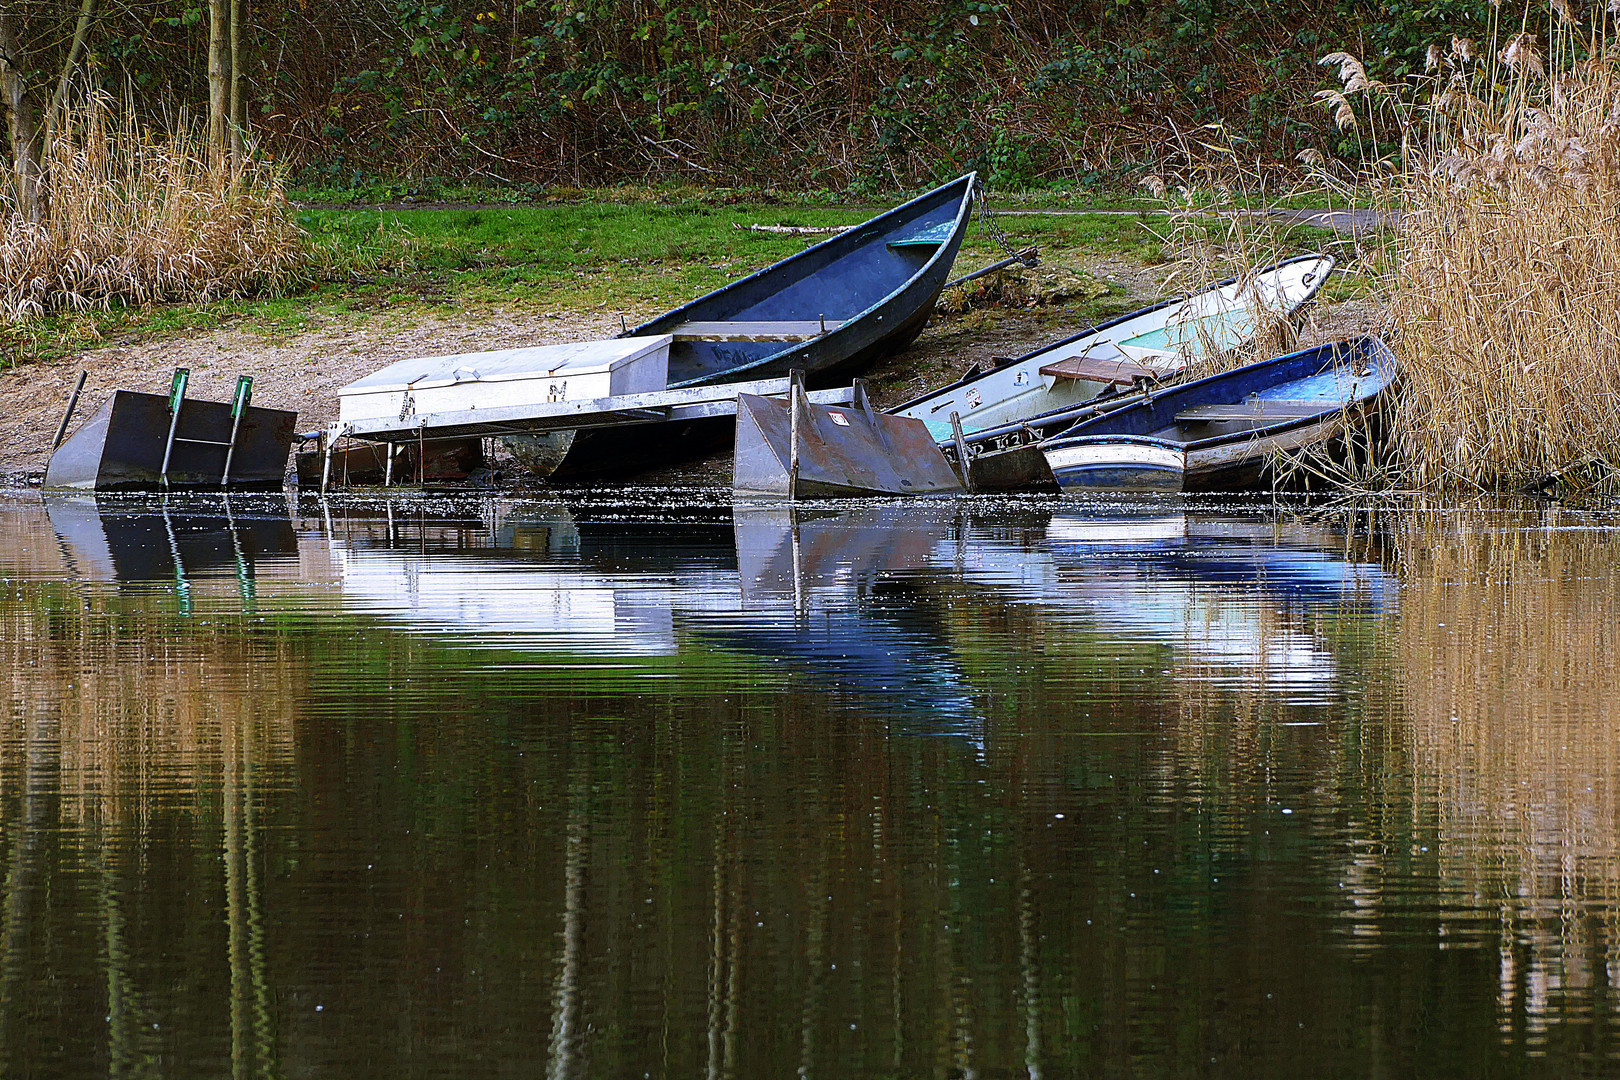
[0,281,1384,486]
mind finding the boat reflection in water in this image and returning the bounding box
[935,505,1393,703]
[319,498,985,741]
[17,491,1620,1074]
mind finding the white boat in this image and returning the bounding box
[890,254,1335,442]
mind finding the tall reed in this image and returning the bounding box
[0,92,307,321]
[1317,9,1620,492]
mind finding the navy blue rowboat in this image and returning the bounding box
[512,174,978,480]
[1041,336,1396,492]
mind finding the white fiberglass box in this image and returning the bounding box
[337,335,672,425]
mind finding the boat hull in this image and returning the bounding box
[44,390,297,491]
[1043,337,1396,494]
[1044,438,1187,492]
[892,254,1335,446]
[514,174,977,481]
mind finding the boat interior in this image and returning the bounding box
[632,179,973,386]
[1061,339,1390,449]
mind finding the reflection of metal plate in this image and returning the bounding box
[1046,514,1187,546]
[733,504,946,607]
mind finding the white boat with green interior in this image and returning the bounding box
[890,254,1335,441]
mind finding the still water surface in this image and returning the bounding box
[1,490,1617,1077]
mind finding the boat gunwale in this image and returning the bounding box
[891,252,1338,419]
[624,173,978,390]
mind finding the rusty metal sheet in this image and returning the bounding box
[733,393,964,498]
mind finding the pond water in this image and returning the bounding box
[1,489,1618,1077]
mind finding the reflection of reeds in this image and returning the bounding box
[1391,504,1620,1035]
[0,503,300,822]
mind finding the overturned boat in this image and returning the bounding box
[1041,336,1396,493]
[44,370,297,491]
[733,380,962,499]
[893,254,1335,491]
[508,173,978,480]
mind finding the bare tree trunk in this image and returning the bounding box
[0,15,45,222]
[228,0,243,170]
[208,0,229,168]
[48,0,97,146]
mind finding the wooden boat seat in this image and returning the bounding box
[671,320,847,342]
[1175,399,1334,423]
[1039,352,1163,386]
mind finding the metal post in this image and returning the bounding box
[384,443,394,486]
[51,371,88,451]
[319,422,346,494]
[159,368,190,488]
[220,376,253,486]
[788,369,804,502]
[950,411,976,492]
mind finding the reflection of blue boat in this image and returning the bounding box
[1038,511,1392,699]
[929,508,1392,701]
[1044,513,1394,613]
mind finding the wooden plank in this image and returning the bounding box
[1175,400,1332,422]
[1039,353,1163,386]
[672,320,846,342]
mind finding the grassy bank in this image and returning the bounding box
[2,193,1345,369]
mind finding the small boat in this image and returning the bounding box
[44,370,297,491]
[510,173,978,479]
[1040,336,1395,493]
[889,254,1334,490]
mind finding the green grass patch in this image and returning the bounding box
[1,196,1345,368]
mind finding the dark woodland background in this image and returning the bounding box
[1,1,1509,191]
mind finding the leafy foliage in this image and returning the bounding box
[3,1,1503,190]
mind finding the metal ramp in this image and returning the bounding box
[318,374,856,490]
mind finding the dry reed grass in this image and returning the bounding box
[1312,9,1620,493]
[0,93,307,322]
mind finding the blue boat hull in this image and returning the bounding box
[1042,337,1397,493]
